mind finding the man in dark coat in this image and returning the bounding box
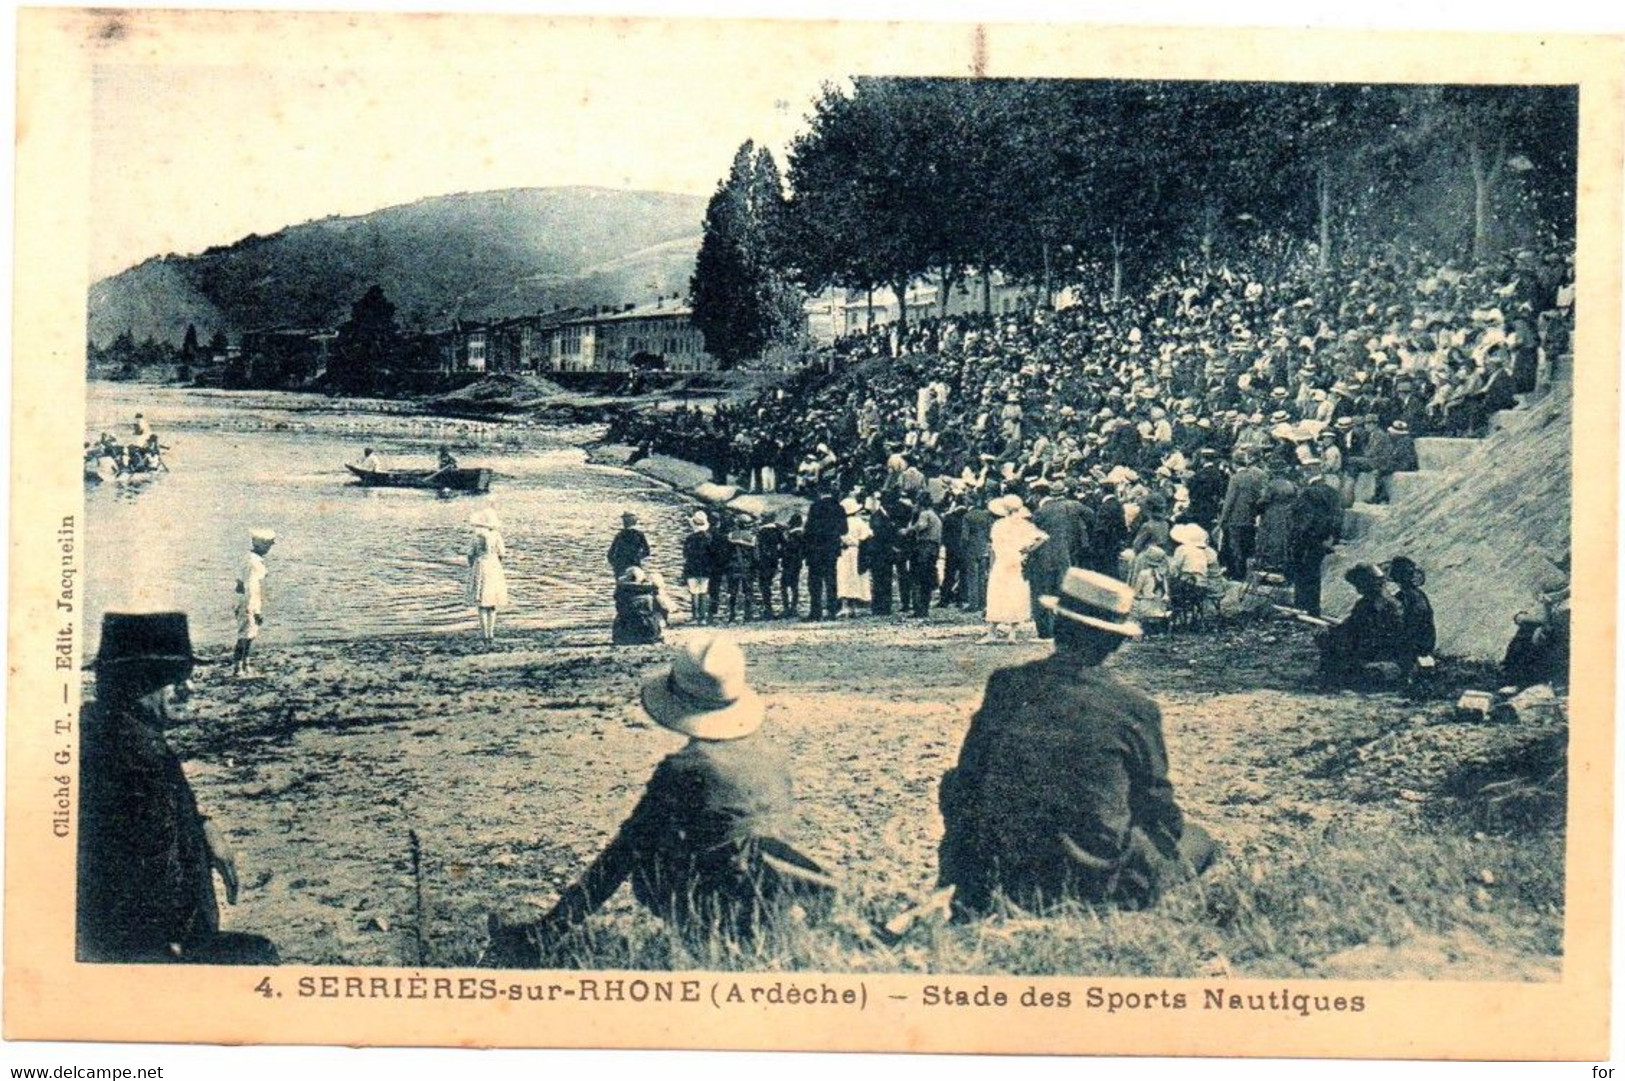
[1317,563,1404,682]
[754,512,784,620]
[1285,471,1344,616]
[606,511,651,579]
[1185,450,1228,529]
[959,497,995,611]
[1216,450,1268,579]
[938,570,1217,915]
[78,613,278,964]
[803,487,847,620]
[938,497,968,607]
[485,636,833,963]
[867,499,901,615]
[1028,487,1089,639]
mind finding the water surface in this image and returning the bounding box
[85,385,696,652]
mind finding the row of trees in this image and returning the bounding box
[89,324,229,381]
[691,78,1578,360]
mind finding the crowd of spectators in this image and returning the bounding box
[605,235,1574,628]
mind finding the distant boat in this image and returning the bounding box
[345,463,493,493]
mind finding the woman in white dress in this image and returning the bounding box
[982,494,1048,642]
[467,509,509,643]
[835,497,873,618]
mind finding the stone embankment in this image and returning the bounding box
[1325,386,1571,660]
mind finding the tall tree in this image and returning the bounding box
[181,323,200,364]
[690,141,803,368]
[330,285,398,395]
[785,79,945,340]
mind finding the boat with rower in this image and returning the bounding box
[345,463,493,492]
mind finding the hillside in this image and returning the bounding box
[88,187,705,346]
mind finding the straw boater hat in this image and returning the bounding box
[86,612,209,672]
[1169,522,1209,547]
[1388,420,1411,435]
[1335,416,1355,431]
[689,511,710,530]
[250,528,277,545]
[1039,568,1142,638]
[640,635,763,741]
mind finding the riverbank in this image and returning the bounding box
[585,442,809,522]
[155,611,1564,978]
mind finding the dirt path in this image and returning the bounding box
[144,610,1564,977]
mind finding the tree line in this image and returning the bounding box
[691,78,1577,360]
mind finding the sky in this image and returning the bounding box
[86,14,850,278]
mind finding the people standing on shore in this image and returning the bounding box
[835,497,873,618]
[482,635,835,964]
[681,511,714,624]
[231,529,275,678]
[79,612,278,964]
[803,487,846,621]
[780,512,805,619]
[466,510,509,643]
[959,496,994,612]
[607,511,651,580]
[754,512,784,620]
[901,498,943,619]
[723,519,759,623]
[938,568,1218,916]
[982,495,1047,643]
[1286,468,1343,616]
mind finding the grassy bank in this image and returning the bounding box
[155,611,1565,979]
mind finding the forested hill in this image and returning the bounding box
[88,186,706,347]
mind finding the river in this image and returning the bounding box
[84,384,698,652]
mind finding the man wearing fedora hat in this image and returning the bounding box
[1316,563,1404,684]
[484,635,834,964]
[79,613,278,964]
[938,569,1217,915]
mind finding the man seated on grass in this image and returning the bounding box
[483,635,834,965]
[937,568,1218,916]
[1316,562,1404,685]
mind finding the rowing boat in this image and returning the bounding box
[345,464,493,492]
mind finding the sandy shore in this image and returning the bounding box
[136,604,1563,979]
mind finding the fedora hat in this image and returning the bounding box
[1388,420,1410,435]
[87,612,208,671]
[689,511,710,530]
[1343,562,1385,592]
[640,635,763,741]
[1040,568,1142,638]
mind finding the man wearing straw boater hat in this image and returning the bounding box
[484,635,834,966]
[937,569,1218,915]
[78,613,278,964]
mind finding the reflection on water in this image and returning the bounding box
[85,385,697,651]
